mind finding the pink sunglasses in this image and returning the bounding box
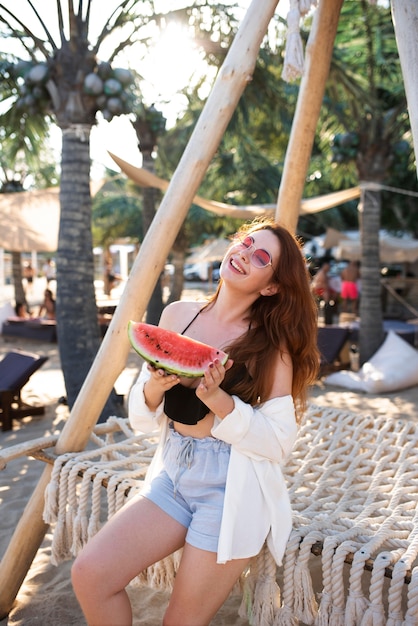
[234,235,273,268]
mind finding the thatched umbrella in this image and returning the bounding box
[0,188,60,252]
[0,181,104,253]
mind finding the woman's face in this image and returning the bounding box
[220,229,280,293]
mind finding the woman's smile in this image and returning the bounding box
[229,256,246,274]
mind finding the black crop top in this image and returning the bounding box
[163,309,210,425]
[164,383,209,425]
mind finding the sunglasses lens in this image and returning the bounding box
[241,236,254,249]
[252,249,271,268]
[235,234,271,268]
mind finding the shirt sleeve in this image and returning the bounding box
[128,362,165,433]
[211,395,298,464]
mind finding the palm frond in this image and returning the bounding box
[25,0,58,49]
[0,4,52,57]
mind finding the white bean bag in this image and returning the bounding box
[324,330,418,393]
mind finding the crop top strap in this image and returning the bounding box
[180,306,205,335]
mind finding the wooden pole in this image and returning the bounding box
[0,469,52,618]
[0,0,280,616]
[391,0,418,169]
[275,0,344,233]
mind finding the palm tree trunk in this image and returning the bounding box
[131,118,164,325]
[11,251,26,308]
[167,247,186,304]
[358,184,385,362]
[57,127,121,417]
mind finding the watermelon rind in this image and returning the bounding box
[128,321,228,377]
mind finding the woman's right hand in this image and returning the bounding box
[147,363,180,389]
[143,364,179,411]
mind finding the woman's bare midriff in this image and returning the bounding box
[172,411,216,438]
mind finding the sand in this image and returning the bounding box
[1,332,418,625]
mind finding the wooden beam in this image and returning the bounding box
[275,0,344,233]
[0,0,281,616]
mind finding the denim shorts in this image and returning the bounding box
[142,424,231,553]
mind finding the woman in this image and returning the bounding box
[38,289,56,320]
[15,301,31,319]
[72,219,319,626]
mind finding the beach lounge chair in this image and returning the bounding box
[0,350,49,432]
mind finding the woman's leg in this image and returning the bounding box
[72,494,187,626]
[163,542,249,626]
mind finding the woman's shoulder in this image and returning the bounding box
[159,300,207,332]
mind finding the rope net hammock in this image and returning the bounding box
[38,405,418,626]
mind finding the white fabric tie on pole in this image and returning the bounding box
[282,0,319,82]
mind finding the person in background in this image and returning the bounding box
[72,219,319,626]
[310,258,331,304]
[104,260,122,297]
[42,258,56,285]
[15,302,31,318]
[23,262,35,293]
[38,289,56,320]
[340,260,361,315]
[310,257,339,324]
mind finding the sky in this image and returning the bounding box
[1,0,290,177]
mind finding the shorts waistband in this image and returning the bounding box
[168,422,230,450]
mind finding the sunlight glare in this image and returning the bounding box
[140,22,204,105]
[90,21,206,176]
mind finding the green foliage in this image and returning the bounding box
[92,173,143,248]
[309,0,417,234]
[319,0,404,143]
[0,55,57,189]
[155,37,297,248]
[133,103,166,135]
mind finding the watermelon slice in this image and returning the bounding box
[128,321,228,377]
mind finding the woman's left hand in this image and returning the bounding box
[195,359,234,414]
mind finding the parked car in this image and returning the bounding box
[184,264,205,281]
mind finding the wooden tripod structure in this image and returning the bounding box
[0,0,416,618]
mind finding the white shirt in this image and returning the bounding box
[129,363,298,565]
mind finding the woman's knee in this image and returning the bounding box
[72,547,103,598]
[72,552,89,594]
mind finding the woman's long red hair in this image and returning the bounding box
[208,219,319,421]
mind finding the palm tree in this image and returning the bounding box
[318,0,410,362]
[0,1,155,416]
